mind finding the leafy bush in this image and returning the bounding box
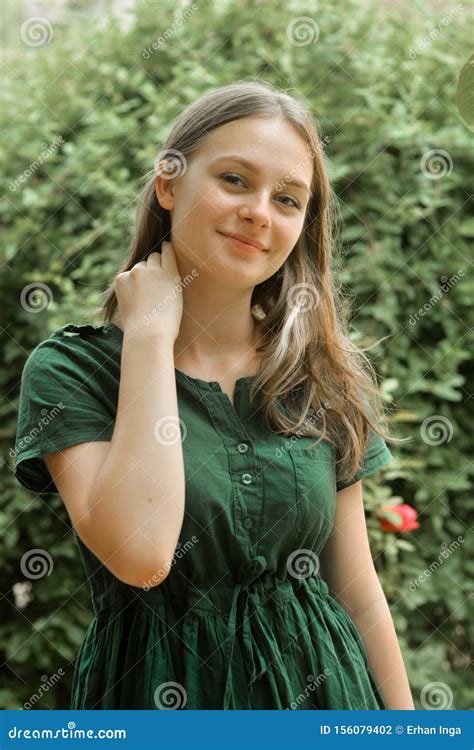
[1,0,472,709]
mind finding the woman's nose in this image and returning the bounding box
[239,196,272,226]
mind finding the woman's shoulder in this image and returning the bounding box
[21,321,122,380]
[14,322,120,495]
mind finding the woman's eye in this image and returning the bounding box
[221,172,245,186]
[279,195,300,209]
[220,173,300,209]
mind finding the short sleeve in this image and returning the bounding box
[335,427,393,492]
[13,328,117,495]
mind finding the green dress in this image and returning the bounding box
[14,323,394,710]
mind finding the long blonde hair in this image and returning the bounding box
[98,79,404,486]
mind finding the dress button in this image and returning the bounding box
[237,443,248,453]
[243,517,253,529]
[241,473,253,485]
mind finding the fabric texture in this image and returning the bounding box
[14,322,394,710]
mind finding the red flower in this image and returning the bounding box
[378,503,420,532]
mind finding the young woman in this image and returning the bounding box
[14,80,414,710]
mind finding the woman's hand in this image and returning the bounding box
[114,241,183,342]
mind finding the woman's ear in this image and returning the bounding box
[155,174,175,211]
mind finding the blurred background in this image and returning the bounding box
[1,0,472,710]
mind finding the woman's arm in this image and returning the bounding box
[318,481,415,709]
[85,329,186,585]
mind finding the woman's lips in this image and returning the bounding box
[217,232,264,253]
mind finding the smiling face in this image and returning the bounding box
[155,115,314,288]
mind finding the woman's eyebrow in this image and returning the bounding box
[211,154,311,193]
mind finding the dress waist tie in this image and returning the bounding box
[222,554,300,710]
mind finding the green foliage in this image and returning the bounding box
[1,0,472,710]
[456,53,474,130]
